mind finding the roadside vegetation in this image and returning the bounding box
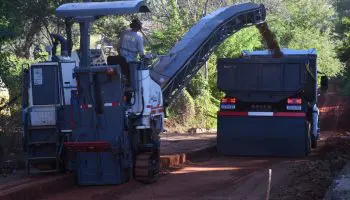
[0,0,349,132]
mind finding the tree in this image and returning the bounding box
[92,16,128,49]
[339,17,350,62]
[265,0,343,76]
[338,16,350,94]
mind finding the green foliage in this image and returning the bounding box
[339,17,350,62]
[216,27,262,58]
[283,0,335,31]
[336,0,350,26]
[167,89,195,128]
[265,0,343,77]
[151,0,187,54]
[92,16,128,49]
[192,90,218,129]
[338,16,350,95]
[206,55,225,100]
[0,53,31,98]
[288,27,343,76]
[187,69,208,98]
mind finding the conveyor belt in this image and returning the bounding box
[150,3,266,106]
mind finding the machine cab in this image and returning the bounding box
[56,0,154,107]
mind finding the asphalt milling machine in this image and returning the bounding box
[21,0,324,186]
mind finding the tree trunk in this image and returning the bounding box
[65,19,73,56]
[204,61,208,82]
[15,20,42,59]
[203,0,210,17]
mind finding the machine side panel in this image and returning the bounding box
[98,71,124,142]
[100,152,123,184]
[30,63,60,105]
[76,152,100,185]
[59,62,77,131]
[72,66,127,185]
[71,72,95,142]
[60,62,77,104]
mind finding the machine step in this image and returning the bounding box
[28,168,59,174]
[27,157,57,161]
[28,141,57,145]
[64,141,111,152]
[28,125,56,130]
[138,144,156,152]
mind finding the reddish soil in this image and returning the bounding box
[318,81,347,131]
[46,152,288,200]
[268,81,350,200]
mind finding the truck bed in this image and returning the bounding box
[217,55,317,103]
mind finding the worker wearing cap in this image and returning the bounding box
[117,19,145,62]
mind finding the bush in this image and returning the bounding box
[167,89,196,130]
[193,90,218,129]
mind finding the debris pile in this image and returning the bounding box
[270,136,350,200]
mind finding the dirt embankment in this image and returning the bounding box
[270,136,350,200]
[269,81,350,200]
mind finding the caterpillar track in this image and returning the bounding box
[134,152,159,183]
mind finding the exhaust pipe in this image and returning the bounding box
[50,34,69,57]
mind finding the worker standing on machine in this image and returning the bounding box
[117,19,145,62]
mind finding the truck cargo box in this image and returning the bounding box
[217,50,317,103]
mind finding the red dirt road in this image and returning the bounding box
[44,81,349,200]
[45,152,288,200]
[116,157,283,200]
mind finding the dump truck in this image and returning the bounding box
[217,49,323,156]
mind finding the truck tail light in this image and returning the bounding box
[286,98,302,111]
[221,97,236,104]
[287,98,302,105]
[220,97,236,110]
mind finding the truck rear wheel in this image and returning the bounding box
[311,134,317,148]
[305,122,311,156]
[306,134,311,156]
